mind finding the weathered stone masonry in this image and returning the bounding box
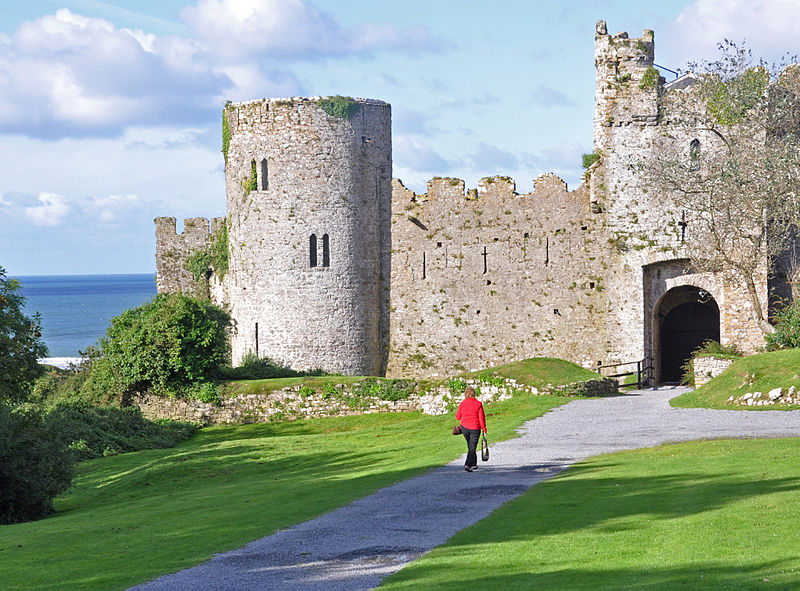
[155,21,778,383]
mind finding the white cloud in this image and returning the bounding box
[24,192,74,227]
[84,194,143,224]
[393,135,452,172]
[181,0,439,60]
[666,0,800,65]
[0,9,227,138]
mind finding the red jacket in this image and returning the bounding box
[456,397,486,432]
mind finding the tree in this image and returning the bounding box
[0,402,75,523]
[0,267,47,402]
[84,293,230,401]
[639,42,800,335]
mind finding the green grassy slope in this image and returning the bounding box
[0,396,566,590]
[382,437,800,589]
[672,348,800,409]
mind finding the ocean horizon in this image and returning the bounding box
[15,273,157,358]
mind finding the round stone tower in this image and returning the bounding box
[223,97,392,375]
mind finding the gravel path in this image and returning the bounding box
[131,387,800,590]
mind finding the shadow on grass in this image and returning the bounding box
[385,559,797,589]
[480,462,800,538]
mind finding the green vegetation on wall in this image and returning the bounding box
[184,222,229,287]
[639,66,660,90]
[222,101,232,164]
[242,159,257,196]
[582,151,601,169]
[317,96,360,119]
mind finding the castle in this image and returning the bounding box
[155,21,787,384]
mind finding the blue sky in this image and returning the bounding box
[1,0,798,275]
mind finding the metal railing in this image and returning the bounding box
[597,357,654,389]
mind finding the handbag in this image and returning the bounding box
[481,434,489,461]
[451,423,462,435]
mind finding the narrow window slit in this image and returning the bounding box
[309,234,317,267]
[322,234,330,267]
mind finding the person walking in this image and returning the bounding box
[456,386,486,472]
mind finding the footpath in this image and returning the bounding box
[132,386,800,590]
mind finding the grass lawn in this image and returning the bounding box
[0,394,567,590]
[672,348,800,409]
[382,437,800,590]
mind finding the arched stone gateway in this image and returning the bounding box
[655,286,720,383]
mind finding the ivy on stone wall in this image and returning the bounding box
[222,101,232,164]
[317,96,360,119]
[639,66,660,90]
[582,151,601,169]
[242,159,257,196]
[184,222,229,290]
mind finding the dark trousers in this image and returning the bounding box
[462,427,481,467]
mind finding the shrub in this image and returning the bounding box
[0,402,75,523]
[766,300,800,350]
[83,294,230,401]
[44,403,198,461]
[218,352,327,380]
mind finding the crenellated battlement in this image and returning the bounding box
[154,216,226,296]
[392,172,580,208]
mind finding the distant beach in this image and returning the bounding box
[16,274,157,358]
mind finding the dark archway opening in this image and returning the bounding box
[658,286,720,383]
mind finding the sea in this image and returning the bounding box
[15,274,157,363]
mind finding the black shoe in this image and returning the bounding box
[470,465,478,470]
[464,466,473,472]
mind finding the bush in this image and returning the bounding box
[83,294,230,401]
[43,403,198,461]
[766,300,800,350]
[0,402,75,524]
[218,352,326,381]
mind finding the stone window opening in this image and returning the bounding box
[545,237,550,266]
[689,139,700,171]
[589,281,595,289]
[309,234,318,267]
[554,308,561,316]
[524,232,530,238]
[482,246,488,274]
[259,158,269,190]
[486,280,492,286]
[255,322,259,355]
[322,234,330,267]
[476,310,481,314]
[581,225,588,231]
[678,211,688,243]
[422,252,426,279]
[436,241,442,248]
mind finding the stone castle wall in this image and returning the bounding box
[592,20,768,366]
[222,98,392,375]
[152,20,778,385]
[155,216,226,298]
[386,174,613,377]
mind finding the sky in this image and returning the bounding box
[1,0,799,275]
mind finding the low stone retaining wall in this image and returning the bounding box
[133,376,618,426]
[693,356,735,386]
